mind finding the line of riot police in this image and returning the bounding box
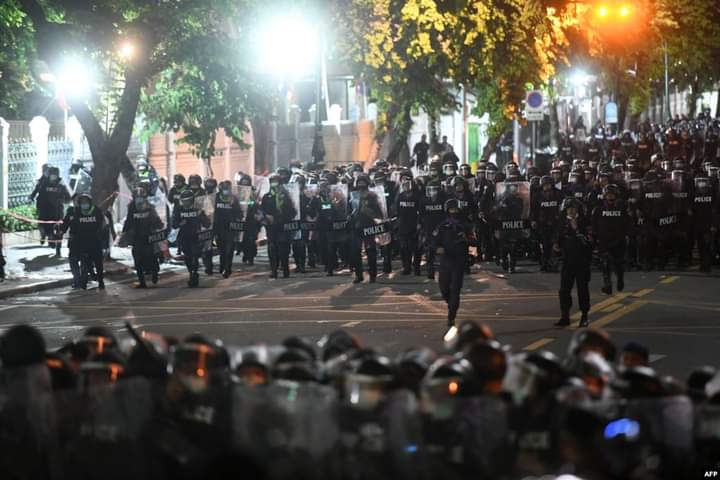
[1,320,719,480]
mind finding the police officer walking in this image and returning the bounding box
[172,189,211,287]
[350,174,382,283]
[433,198,470,339]
[60,193,106,290]
[592,184,628,295]
[532,176,563,272]
[32,166,70,256]
[420,180,447,279]
[260,174,297,279]
[554,198,592,327]
[394,171,421,275]
[214,180,242,278]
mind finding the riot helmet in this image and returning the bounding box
[179,189,195,208]
[203,177,218,194]
[188,174,202,190]
[173,173,186,188]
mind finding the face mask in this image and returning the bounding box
[43,171,49,178]
[190,184,200,190]
[80,203,91,213]
[50,175,58,182]
[401,181,412,192]
[270,182,279,190]
[134,198,146,209]
[221,188,231,196]
[426,187,438,199]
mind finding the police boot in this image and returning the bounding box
[554,312,570,327]
[223,268,231,278]
[601,276,612,295]
[579,312,589,327]
[191,272,200,287]
[283,265,290,279]
[55,243,62,257]
[151,268,159,284]
[353,273,363,284]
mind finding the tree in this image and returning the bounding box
[335,0,572,164]
[0,1,34,118]
[16,0,269,209]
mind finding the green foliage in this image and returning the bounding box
[0,1,35,117]
[0,204,38,232]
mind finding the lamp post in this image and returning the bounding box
[662,39,670,122]
[311,31,326,167]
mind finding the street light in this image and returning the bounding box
[255,14,326,167]
[118,41,135,61]
[57,58,94,99]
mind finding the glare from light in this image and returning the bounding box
[619,5,632,18]
[57,58,94,99]
[119,41,135,60]
[596,5,609,18]
[256,15,319,78]
[569,70,590,87]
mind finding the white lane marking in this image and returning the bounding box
[0,306,18,313]
[341,321,362,328]
[649,354,666,363]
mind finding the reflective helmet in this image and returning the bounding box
[173,173,186,186]
[444,198,460,213]
[188,174,202,188]
[421,357,473,419]
[179,189,195,208]
[235,172,252,186]
[568,328,617,362]
[276,167,291,184]
[461,339,507,395]
[203,177,217,193]
[344,353,394,410]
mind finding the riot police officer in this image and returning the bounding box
[692,176,718,272]
[592,184,628,295]
[433,198,469,335]
[554,198,592,327]
[33,166,70,256]
[394,170,421,275]
[420,180,447,279]
[317,172,348,276]
[60,193,106,290]
[261,173,297,279]
[214,180,242,278]
[122,187,164,288]
[532,176,563,272]
[350,174,383,283]
[234,173,259,265]
[172,189,211,287]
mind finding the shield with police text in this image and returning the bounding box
[495,182,531,232]
[283,182,302,238]
[231,185,255,242]
[327,183,349,232]
[195,193,215,252]
[369,185,392,246]
[301,184,318,235]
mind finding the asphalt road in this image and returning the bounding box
[1,253,719,380]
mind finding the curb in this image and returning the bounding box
[0,262,130,300]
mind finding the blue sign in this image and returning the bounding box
[605,102,618,124]
[527,91,544,109]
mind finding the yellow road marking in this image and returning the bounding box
[570,292,631,324]
[632,288,655,298]
[601,303,624,313]
[659,276,679,285]
[592,300,648,329]
[523,337,554,351]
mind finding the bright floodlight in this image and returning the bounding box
[57,58,94,99]
[596,5,609,18]
[569,70,590,87]
[119,41,135,60]
[257,15,319,78]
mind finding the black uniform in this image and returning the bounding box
[394,188,421,275]
[592,197,628,294]
[214,191,243,277]
[532,188,563,271]
[292,189,320,273]
[556,213,592,325]
[261,186,297,279]
[692,179,718,272]
[350,188,384,282]
[317,185,349,276]
[239,189,259,265]
[495,185,526,273]
[61,203,105,289]
[640,179,673,270]
[172,201,211,286]
[122,200,164,287]
[33,177,70,255]
[420,190,447,279]
[433,215,469,326]
[474,178,496,262]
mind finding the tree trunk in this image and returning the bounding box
[428,110,439,154]
[378,103,412,166]
[549,100,560,148]
[687,79,700,118]
[480,133,501,163]
[715,87,720,118]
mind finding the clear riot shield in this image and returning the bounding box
[670,170,690,215]
[231,382,339,464]
[455,395,512,476]
[329,183,349,232]
[495,181,531,234]
[370,185,392,246]
[232,185,255,242]
[301,184,319,235]
[195,194,215,252]
[70,169,93,196]
[255,176,269,242]
[147,189,169,256]
[283,183,302,239]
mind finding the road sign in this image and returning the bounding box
[525,90,544,111]
[525,110,544,122]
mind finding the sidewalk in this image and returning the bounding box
[0,243,133,299]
